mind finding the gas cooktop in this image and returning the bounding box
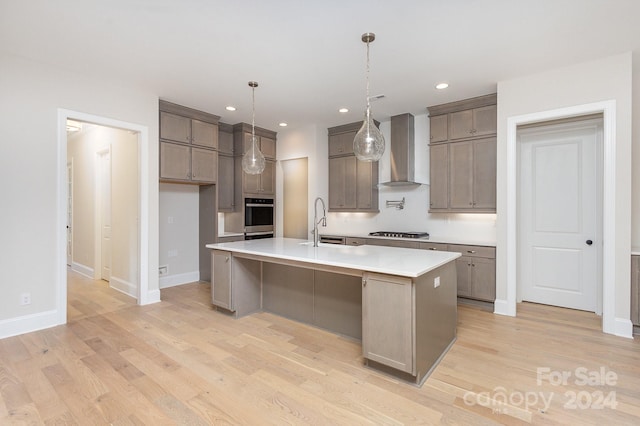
[369,231,430,239]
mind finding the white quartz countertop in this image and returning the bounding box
[206,237,461,278]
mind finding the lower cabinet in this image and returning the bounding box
[362,273,414,374]
[632,255,639,327]
[211,250,261,316]
[447,244,496,302]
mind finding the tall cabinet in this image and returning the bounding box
[427,94,497,213]
[327,121,379,212]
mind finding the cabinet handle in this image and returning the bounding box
[469,202,473,206]
[225,256,229,262]
[467,250,476,254]
[429,247,437,250]
[363,279,367,287]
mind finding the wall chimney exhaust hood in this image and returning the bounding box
[379,113,424,187]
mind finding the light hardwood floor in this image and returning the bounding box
[1,270,639,425]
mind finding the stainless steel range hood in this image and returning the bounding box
[379,113,424,187]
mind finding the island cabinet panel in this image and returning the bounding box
[632,255,640,327]
[211,251,261,317]
[314,272,362,340]
[362,273,414,374]
[212,250,232,310]
[262,263,314,324]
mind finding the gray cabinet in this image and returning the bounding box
[240,130,276,160]
[429,114,448,143]
[362,273,414,374]
[428,94,496,213]
[242,160,275,195]
[159,100,220,184]
[212,250,232,310]
[429,144,448,210]
[346,237,368,246]
[447,244,496,302]
[328,121,379,212]
[449,104,496,140]
[418,242,448,251]
[632,256,639,327]
[217,154,235,211]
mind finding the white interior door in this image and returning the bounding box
[98,149,111,282]
[518,119,601,312]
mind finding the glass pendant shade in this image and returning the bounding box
[353,109,385,162]
[242,135,266,175]
[353,32,385,162]
[242,80,266,175]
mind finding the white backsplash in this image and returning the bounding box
[322,185,496,244]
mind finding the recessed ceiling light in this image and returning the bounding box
[435,83,449,90]
[279,122,288,127]
[225,106,236,111]
[339,108,349,113]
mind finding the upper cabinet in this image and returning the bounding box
[427,94,497,213]
[327,121,379,212]
[233,123,277,198]
[159,100,220,184]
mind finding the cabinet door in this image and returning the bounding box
[328,156,356,210]
[191,120,218,149]
[429,144,449,210]
[160,142,190,180]
[260,161,276,194]
[449,141,474,209]
[473,138,497,210]
[455,257,472,298]
[160,112,191,144]
[260,136,277,159]
[356,160,376,209]
[345,237,368,246]
[218,154,235,211]
[471,257,496,301]
[472,105,497,137]
[243,170,261,193]
[362,273,413,374]
[449,109,474,140]
[212,250,233,310]
[430,115,448,143]
[191,148,217,183]
[218,129,234,154]
[329,132,355,157]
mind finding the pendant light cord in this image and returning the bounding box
[251,85,256,144]
[365,39,370,115]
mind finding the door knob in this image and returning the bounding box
[586,240,593,245]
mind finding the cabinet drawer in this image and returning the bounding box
[418,242,449,251]
[346,237,368,246]
[447,244,495,258]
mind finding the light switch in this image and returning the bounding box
[434,276,440,288]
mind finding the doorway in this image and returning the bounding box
[517,117,602,312]
[96,147,112,282]
[282,158,309,239]
[58,109,151,327]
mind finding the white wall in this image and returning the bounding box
[496,53,633,327]
[159,183,200,287]
[632,57,640,247]
[0,53,159,337]
[276,114,497,244]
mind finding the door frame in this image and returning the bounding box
[502,100,626,336]
[517,117,603,313]
[57,109,152,326]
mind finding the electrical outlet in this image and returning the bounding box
[168,249,178,257]
[20,293,31,306]
[159,266,168,276]
[434,276,440,288]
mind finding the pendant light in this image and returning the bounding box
[353,32,385,162]
[242,81,266,174]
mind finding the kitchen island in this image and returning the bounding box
[206,237,460,385]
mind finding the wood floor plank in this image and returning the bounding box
[1,271,639,425]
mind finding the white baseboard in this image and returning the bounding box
[143,289,161,305]
[159,270,200,289]
[71,262,94,279]
[109,276,137,299]
[493,298,515,316]
[0,309,62,339]
[614,317,633,339]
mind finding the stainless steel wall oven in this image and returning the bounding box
[244,197,274,239]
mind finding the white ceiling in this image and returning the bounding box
[2,0,640,130]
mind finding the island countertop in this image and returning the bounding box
[206,237,461,278]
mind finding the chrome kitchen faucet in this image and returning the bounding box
[313,197,327,247]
